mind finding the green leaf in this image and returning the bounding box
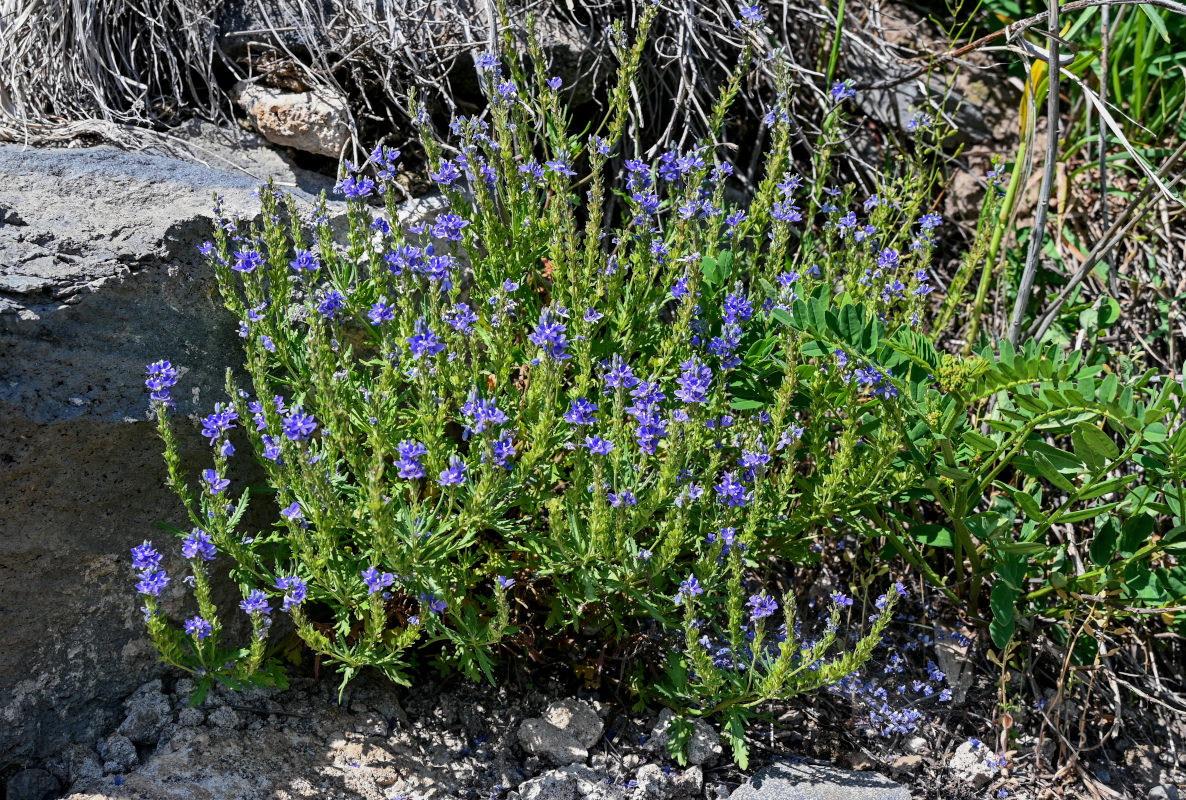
[1138,4,1171,42]
[990,581,1018,649]
[1031,451,1077,493]
[665,715,693,766]
[909,524,954,548]
[725,710,750,770]
[1072,423,1119,472]
[1089,517,1120,566]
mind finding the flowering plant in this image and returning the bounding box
[130,3,1186,765]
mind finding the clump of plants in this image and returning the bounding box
[130,3,1186,767]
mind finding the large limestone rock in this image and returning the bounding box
[0,142,331,768]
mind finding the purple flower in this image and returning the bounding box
[200,403,239,444]
[491,430,516,470]
[145,360,180,404]
[602,355,639,393]
[408,318,446,359]
[136,569,169,596]
[918,213,943,230]
[289,249,319,272]
[275,575,308,611]
[361,566,396,594]
[830,80,855,102]
[260,334,276,353]
[317,290,346,319]
[608,491,637,508]
[184,616,213,639]
[281,502,302,520]
[582,436,614,456]
[202,469,230,495]
[738,3,765,24]
[475,52,499,70]
[583,307,604,323]
[723,292,753,324]
[675,357,712,404]
[675,574,703,604]
[714,471,750,507]
[546,76,563,90]
[283,406,318,441]
[563,398,599,426]
[182,529,217,561]
[336,175,376,199]
[438,456,467,486]
[369,298,395,325]
[261,435,281,461]
[747,594,778,621]
[528,307,571,361]
[233,249,264,273]
[461,393,508,436]
[419,592,448,614]
[830,591,854,608]
[496,575,516,589]
[431,213,470,242]
[240,589,271,616]
[131,541,162,573]
[445,302,479,333]
[430,161,461,186]
[396,440,428,479]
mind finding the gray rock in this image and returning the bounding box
[4,768,60,800]
[634,764,673,799]
[0,142,334,767]
[671,766,703,797]
[207,705,243,729]
[97,733,139,773]
[58,743,104,783]
[519,717,589,765]
[1150,786,1181,800]
[947,741,997,788]
[728,761,911,800]
[649,709,722,766]
[117,680,172,744]
[177,706,206,727]
[234,80,351,157]
[544,699,604,749]
[519,771,579,800]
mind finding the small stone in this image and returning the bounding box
[98,733,138,773]
[635,764,673,799]
[519,771,579,800]
[905,736,929,754]
[1149,785,1180,800]
[948,741,997,788]
[207,705,242,729]
[117,679,172,744]
[649,709,722,766]
[888,755,925,774]
[545,699,604,749]
[729,761,911,800]
[233,82,351,157]
[519,718,589,765]
[177,707,205,727]
[5,768,59,800]
[353,711,389,738]
[671,766,703,797]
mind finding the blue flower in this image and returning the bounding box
[431,213,470,242]
[361,566,395,594]
[396,440,428,479]
[184,616,213,639]
[438,456,467,486]
[275,575,308,611]
[240,589,272,616]
[283,407,318,441]
[546,76,563,90]
[830,591,854,608]
[182,529,217,561]
[419,592,448,614]
[490,430,516,470]
[602,355,640,393]
[289,249,319,272]
[203,469,230,495]
[582,436,614,455]
[233,249,264,273]
[408,318,446,359]
[831,80,855,102]
[496,575,516,589]
[430,161,462,186]
[145,360,180,403]
[317,290,346,319]
[136,569,169,596]
[675,357,712,404]
[462,393,508,436]
[200,403,239,444]
[336,175,376,199]
[474,52,500,70]
[675,574,704,604]
[281,502,302,520]
[131,541,162,573]
[528,307,572,361]
[369,298,395,325]
[444,302,479,333]
[747,594,778,621]
[563,398,599,426]
[714,471,750,507]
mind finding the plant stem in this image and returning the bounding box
[1007,0,1062,346]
